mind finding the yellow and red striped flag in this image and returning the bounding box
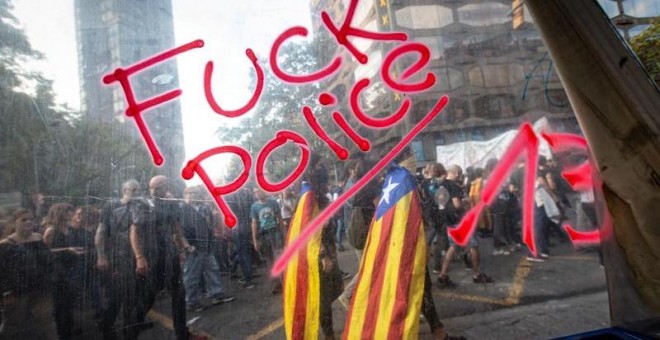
[283,182,323,340]
[344,164,427,340]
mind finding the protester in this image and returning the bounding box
[137,175,193,339]
[251,188,286,294]
[227,186,257,289]
[527,172,561,262]
[0,209,56,339]
[469,167,492,238]
[283,155,344,340]
[337,158,381,309]
[436,165,493,287]
[96,179,148,339]
[328,183,346,252]
[278,189,295,234]
[419,163,447,271]
[71,205,101,318]
[180,186,235,312]
[43,203,86,339]
[492,181,523,256]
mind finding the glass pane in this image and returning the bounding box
[2,0,657,339]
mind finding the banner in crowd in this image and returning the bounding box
[435,117,553,169]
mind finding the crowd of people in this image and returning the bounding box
[0,151,597,339]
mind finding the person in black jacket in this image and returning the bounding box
[491,181,522,255]
[180,186,235,312]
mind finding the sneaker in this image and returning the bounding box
[187,303,206,312]
[436,275,456,288]
[527,256,545,262]
[432,268,440,274]
[211,294,236,305]
[473,273,494,284]
[540,253,550,259]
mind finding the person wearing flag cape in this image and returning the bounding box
[343,146,463,340]
[283,155,344,340]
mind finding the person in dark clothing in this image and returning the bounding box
[134,175,193,340]
[43,203,85,340]
[300,154,344,340]
[70,205,101,317]
[251,188,285,294]
[96,179,151,339]
[419,163,448,271]
[337,158,382,308]
[0,209,57,339]
[387,146,464,340]
[437,165,493,287]
[227,186,257,289]
[180,186,235,312]
[491,182,522,255]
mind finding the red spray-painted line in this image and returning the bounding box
[562,223,601,245]
[542,132,603,245]
[272,95,449,277]
[320,0,407,64]
[319,93,337,106]
[541,131,588,151]
[448,123,539,255]
[256,131,310,193]
[349,78,411,129]
[102,39,205,166]
[204,48,264,118]
[332,111,371,152]
[562,162,592,191]
[381,42,435,93]
[270,26,343,84]
[302,106,349,160]
[182,145,252,227]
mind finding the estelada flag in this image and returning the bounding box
[283,182,323,339]
[344,164,427,340]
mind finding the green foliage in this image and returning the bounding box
[218,39,338,184]
[630,19,660,82]
[0,0,156,202]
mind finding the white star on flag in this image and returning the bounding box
[379,177,399,206]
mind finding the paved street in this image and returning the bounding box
[137,235,608,339]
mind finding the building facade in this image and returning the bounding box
[74,0,185,183]
[310,0,657,166]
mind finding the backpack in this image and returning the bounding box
[346,206,369,250]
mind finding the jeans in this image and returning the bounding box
[183,251,224,305]
[231,232,254,282]
[335,216,346,248]
[534,205,550,255]
[492,213,510,249]
[212,238,231,273]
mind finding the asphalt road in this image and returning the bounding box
[138,235,609,339]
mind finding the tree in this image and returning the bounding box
[0,0,157,206]
[630,19,660,83]
[217,39,339,184]
[0,0,58,196]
